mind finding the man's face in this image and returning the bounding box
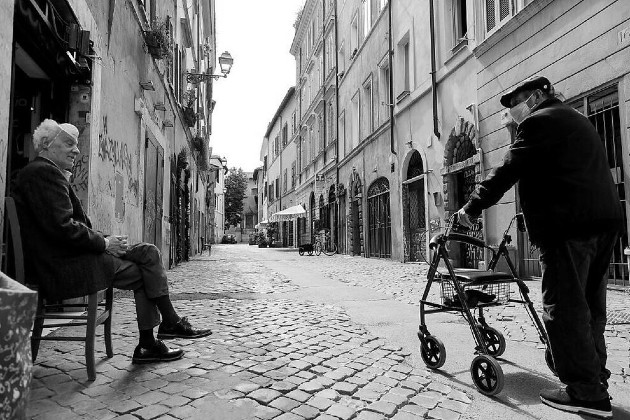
[42,130,80,171]
[510,89,540,108]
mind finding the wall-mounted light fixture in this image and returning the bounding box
[140,81,155,91]
[186,51,234,84]
[154,102,166,111]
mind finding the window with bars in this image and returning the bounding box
[363,76,374,136]
[291,162,296,188]
[568,85,628,286]
[283,169,288,193]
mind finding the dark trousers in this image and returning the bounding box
[105,243,169,330]
[539,231,617,401]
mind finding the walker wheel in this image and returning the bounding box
[299,248,304,256]
[545,347,557,376]
[480,326,506,357]
[308,250,313,256]
[420,335,446,369]
[470,355,504,396]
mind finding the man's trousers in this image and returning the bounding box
[105,243,169,330]
[539,231,617,401]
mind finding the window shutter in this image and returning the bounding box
[499,0,511,21]
[486,0,496,32]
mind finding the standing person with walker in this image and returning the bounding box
[456,76,622,419]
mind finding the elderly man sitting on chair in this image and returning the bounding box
[12,119,211,364]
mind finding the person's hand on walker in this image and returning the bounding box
[456,208,475,229]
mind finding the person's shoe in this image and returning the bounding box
[156,316,213,339]
[540,388,612,419]
[132,340,184,364]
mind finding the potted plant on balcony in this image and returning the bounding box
[144,18,172,60]
[182,89,197,127]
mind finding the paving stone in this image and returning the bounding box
[410,393,440,409]
[379,392,408,407]
[388,387,415,399]
[270,380,298,393]
[286,389,312,403]
[255,404,283,420]
[161,395,192,408]
[384,370,408,381]
[446,390,471,404]
[392,411,423,420]
[356,411,386,420]
[269,396,301,412]
[399,404,429,417]
[133,404,169,419]
[427,406,460,420]
[325,403,356,420]
[299,380,325,393]
[427,382,452,395]
[373,375,399,387]
[354,389,382,403]
[367,401,398,417]
[315,389,340,401]
[292,404,321,419]
[308,396,334,410]
[234,382,262,394]
[290,360,313,370]
[249,388,283,404]
[275,413,304,420]
[439,399,469,414]
[332,381,358,395]
[346,376,369,386]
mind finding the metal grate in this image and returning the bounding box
[486,0,496,31]
[607,310,630,325]
[368,178,392,258]
[499,0,511,20]
[571,86,628,287]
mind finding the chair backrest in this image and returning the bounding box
[4,197,25,284]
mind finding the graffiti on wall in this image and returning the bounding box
[71,154,89,196]
[98,115,137,197]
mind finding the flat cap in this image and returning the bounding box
[500,76,552,108]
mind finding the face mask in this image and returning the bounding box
[509,93,536,125]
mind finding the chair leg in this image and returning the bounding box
[85,293,98,381]
[104,287,113,358]
[31,294,45,362]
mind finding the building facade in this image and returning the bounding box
[262,87,298,246]
[1,0,221,269]
[268,0,630,286]
[209,155,227,243]
[240,171,258,242]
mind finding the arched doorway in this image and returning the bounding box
[403,151,426,262]
[367,177,391,258]
[309,192,316,243]
[337,183,347,254]
[328,185,337,246]
[442,117,483,268]
[318,195,326,231]
[349,171,363,256]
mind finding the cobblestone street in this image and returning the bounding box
[27,244,630,419]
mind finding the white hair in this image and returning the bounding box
[32,119,62,154]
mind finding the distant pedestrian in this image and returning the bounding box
[456,76,622,419]
[12,119,212,365]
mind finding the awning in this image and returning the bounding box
[269,205,306,222]
[255,220,270,229]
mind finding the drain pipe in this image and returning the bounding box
[429,0,441,139]
[388,0,396,155]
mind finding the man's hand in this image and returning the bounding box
[105,235,128,257]
[456,208,475,228]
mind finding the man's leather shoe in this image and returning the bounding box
[132,339,184,364]
[157,317,212,339]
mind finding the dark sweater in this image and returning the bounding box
[464,98,623,246]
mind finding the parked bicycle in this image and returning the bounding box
[314,228,337,256]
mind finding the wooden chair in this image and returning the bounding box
[4,197,113,381]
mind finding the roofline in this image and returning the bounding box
[290,0,316,55]
[263,86,296,138]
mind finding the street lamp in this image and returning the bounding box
[186,51,234,84]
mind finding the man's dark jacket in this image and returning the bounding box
[12,157,114,300]
[464,98,623,246]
